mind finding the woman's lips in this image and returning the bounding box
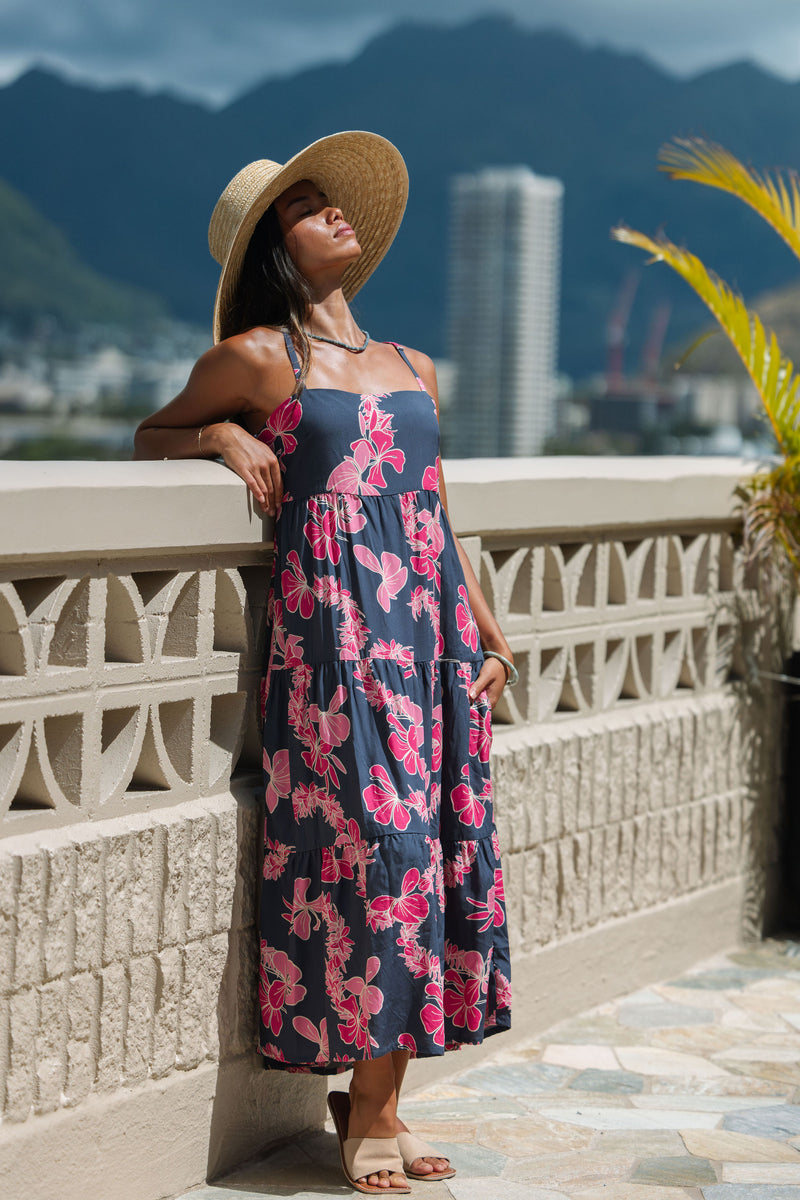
[335,224,354,238]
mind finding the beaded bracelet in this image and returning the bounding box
[483,650,520,688]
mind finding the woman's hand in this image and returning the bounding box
[468,656,509,711]
[214,423,284,515]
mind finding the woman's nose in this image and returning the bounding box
[326,205,344,223]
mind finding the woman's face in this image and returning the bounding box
[273,179,361,283]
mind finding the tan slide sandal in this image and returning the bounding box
[396,1130,457,1181]
[328,1091,411,1195]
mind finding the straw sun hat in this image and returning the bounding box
[208,131,409,344]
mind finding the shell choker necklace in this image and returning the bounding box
[307,327,370,353]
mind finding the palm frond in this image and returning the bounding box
[611,225,800,455]
[672,327,720,371]
[658,137,800,263]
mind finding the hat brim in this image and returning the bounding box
[212,131,408,344]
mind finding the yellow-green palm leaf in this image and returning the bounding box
[611,225,800,455]
[658,137,800,263]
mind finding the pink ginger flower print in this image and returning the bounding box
[291,780,331,820]
[456,584,479,652]
[303,497,340,563]
[397,1032,417,1053]
[263,747,291,814]
[352,544,407,612]
[431,703,443,773]
[301,685,350,787]
[259,944,307,1036]
[443,841,479,888]
[469,700,492,763]
[282,551,315,618]
[362,763,412,830]
[450,764,487,829]
[371,639,416,677]
[443,967,483,1032]
[420,979,445,1046]
[263,837,294,880]
[495,969,513,1010]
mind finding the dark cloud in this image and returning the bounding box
[0,0,798,103]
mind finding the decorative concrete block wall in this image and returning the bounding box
[0,457,790,1200]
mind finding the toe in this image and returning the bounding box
[411,1157,434,1174]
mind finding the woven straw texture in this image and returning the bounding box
[208,131,408,343]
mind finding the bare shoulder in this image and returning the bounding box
[189,326,294,410]
[400,345,436,380]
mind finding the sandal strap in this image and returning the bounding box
[344,1135,406,1181]
[396,1130,448,1167]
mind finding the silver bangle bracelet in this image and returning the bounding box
[483,649,519,688]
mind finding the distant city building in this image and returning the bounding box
[445,166,563,457]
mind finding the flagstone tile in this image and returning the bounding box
[405,1082,486,1101]
[714,1045,800,1064]
[615,1046,731,1078]
[590,1128,686,1155]
[619,1002,717,1029]
[722,1162,800,1183]
[681,1128,800,1161]
[631,1153,717,1185]
[456,1062,575,1096]
[722,1105,800,1140]
[393,1119,479,1144]
[781,1013,800,1031]
[721,1009,794,1033]
[702,1186,800,1198]
[568,1067,644,1093]
[398,1096,528,1120]
[503,1149,636,1188]
[543,1015,644,1045]
[666,968,775,991]
[536,1105,721,1130]
[448,1179,566,1200]
[541,1043,620,1071]
[477,1115,593,1157]
[632,1095,780,1113]
[423,1141,507,1176]
[572,1187,697,1200]
[651,1076,790,1098]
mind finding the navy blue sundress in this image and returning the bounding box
[256,330,512,1073]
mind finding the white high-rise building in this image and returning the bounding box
[445,166,563,457]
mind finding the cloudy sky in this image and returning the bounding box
[2,0,799,106]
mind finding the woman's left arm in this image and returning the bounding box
[409,349,514,710]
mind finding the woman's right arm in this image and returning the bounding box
[133,339,284,515]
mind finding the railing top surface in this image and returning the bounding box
[0,456,756,560]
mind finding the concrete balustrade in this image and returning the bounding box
[0,456,791,1200]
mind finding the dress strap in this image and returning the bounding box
[281,327,302,380]
[385,341,427,392]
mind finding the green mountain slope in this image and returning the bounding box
[0,176,165,328]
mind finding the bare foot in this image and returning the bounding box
[395,1116,452,1176]
[348,1080,408,1191]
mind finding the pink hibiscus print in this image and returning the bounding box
[263,747,291,813]
[264,397,302,455]
[338,956,384,1050]
[443,968,483,1032]
[368,867,430,930]
[303,497,340,563]
[422,459,440,490]
[326,439,381,494]
[292,1015,330,1061]
[469,700,492,763]
[366,427,405,488]
[466,869,507,933]
[352,545,407,612]
[387,712,427,779]
[420,979,445,1046]
[362,763,412,830]
[281,551,315,618]
[451,765,487,828]
[334,493,366,534]
[456,584,479,652]
[283,876,316,940]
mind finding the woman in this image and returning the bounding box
[135,132,513,1196]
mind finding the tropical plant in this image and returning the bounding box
[612,137,800,591]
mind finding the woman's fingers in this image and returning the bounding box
[468,658,508,708]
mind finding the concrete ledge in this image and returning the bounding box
[0,456,755,560]
[398,876,745,1093]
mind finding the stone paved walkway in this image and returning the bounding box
[178,939,800,1200]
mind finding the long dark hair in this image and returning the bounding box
[222,204,312,393]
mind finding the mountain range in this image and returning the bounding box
[3,15,800,378]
